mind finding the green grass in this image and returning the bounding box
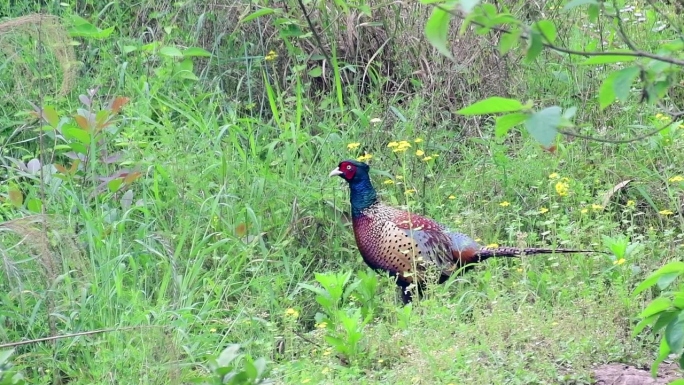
[0,0,683,384]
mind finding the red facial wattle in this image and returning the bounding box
[339,162,357,180]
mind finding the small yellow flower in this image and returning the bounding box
[316,322,328,329]
[387,141,399,148]
[548,173,559,179]
[668,175,684,183]
[626,200,635,207]
[539,207,549,214]
[285,308,299,318]
[414,138,423,143]
[474,238,482,242]
[264,50,278,61]
[551,322,559,326]
[499,201,510,207]
[377,359,384,363]
[322,367,330,374]
[516,268,523,273]
[210,328,217,333]
[591,204,603,211]
[404,189,416,195]
[357,154,373,162]
[421,156,433,162]
[580,208,589,214]
[347,142,361,150]
[448,195,456,200]
[415,149,425,157]
[613,258,626,265]
[383,179,394,185]
[302,379,311,384]
[323,348,332,356]
[392,140,412,153]
[395,175,404,180]
[555,181,569,197]
[659,209,674,215]
[486,243,499,248]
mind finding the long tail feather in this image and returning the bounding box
[475,246,604,260]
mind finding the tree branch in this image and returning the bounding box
[435,4,684,66]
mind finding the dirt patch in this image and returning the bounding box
[593,362,682,385]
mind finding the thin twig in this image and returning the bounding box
[0,326,162,349]
[435,4,684,66]
[295,0,332,67]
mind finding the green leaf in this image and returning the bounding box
[581,53,637,65]
[633,313,658,337]
[108,178,123,192]
[534,20,557,43]
[563,0,598,11]
[652,337,670,377]
[27,198,42,213]
[308,66,323,77]
[654,310,679,333]
[598,71,619,109]
[524,106,561,147]
[525,30,544,63]
[182,47,212,57]
[588,4,599,22]
[159,46,183,57]
[43,106,60,127]
[242,7,275,23]
[669,379,684,385]
[457,97,524,115]
[634,262,684,295]
[665,314,684,354]
[62,125,91,145]
[425,6,454,60]
[495,112,528,138]
[658,272,681,290]
[613,66,640,101]
[499,29,521,55]
[640,297,672,319]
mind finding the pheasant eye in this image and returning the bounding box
[346,165,352,170]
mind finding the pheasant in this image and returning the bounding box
[329,159,601,303]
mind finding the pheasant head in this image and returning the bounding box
[329,160,377,217]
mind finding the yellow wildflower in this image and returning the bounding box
[474,238,482,242]
[383,179,394,185]
[323,348,332,356]
[499,201,510,207]
[210,328,217,333]
[414,138,423,143]
[613,258,626,265]
[322,367,330,374]
[387,141,399,148]
[396,175,404,180]
[659,209,674,215]
[486,243,499,248]
[415,149,425,157]
[626,200,635,207]
[516,268,523,273]
[668,175,684,183]
[316,322,328,329]
[591,204,603,211]
[580,208,588,214]
[422,156,433,162]
[555,181,569,197]
[378,359,384,363]
[405,189,416,195]
[347,142,361,150]
[392,141,412,153]
[539,207,549,214]
[264,50,278,61]
[448,195,456,200]
[285,308,299,318]
[548,173,559,179]
[357,154,373,162]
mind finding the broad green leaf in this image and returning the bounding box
[159,46,183,57]
[62,125,91,145]
[581,53,637,65]
[588,4,599,21]
[613,66,641,102]
[182,47,212,57]
[657,272,681,290]
[425,6,454,59]
[495,112,528,138]
[525,30,543,62]
[652,337,670,377]
[308,66,323,77]
[670,379,684,385]
[534,20,557,43]
[457,97,524,115]
[524,106,561,148]
[665,314,684,354]
[633,313,658,336]
[598,71,619,109]
[653,310,679,333]
[639,297,672,319]
[563,0,598,11]
[499,29,521,55]
[27,198,42,213]
[242,7,275,23]
[634,262,684,294]
[108,178,123,192]
[43,106,59,127]
[8,185,23,207]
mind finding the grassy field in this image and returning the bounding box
[0,0,683,384]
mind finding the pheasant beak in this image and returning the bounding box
[328,167,343,177]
